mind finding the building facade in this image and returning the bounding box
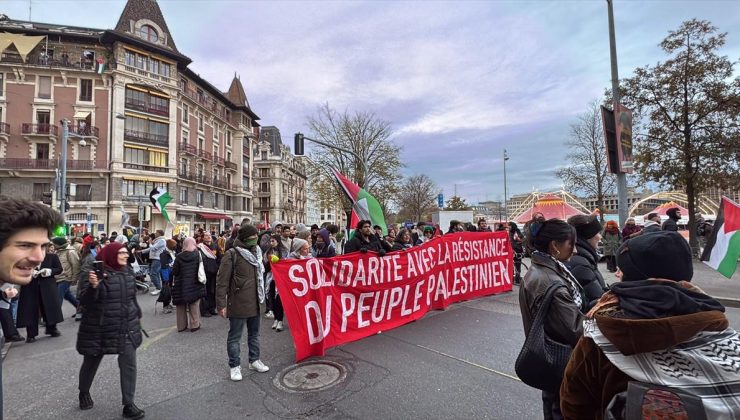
[0,0,260,236]
[253,126,307,225]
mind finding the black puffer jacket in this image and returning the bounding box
[565,238,607,311]
[344,234,390,254]
[76,266,143,356]
[171,250,205,305]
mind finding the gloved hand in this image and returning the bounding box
[39,268,52,277]
[32,269,42,278]
[360,247,368,253]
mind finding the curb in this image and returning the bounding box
[715,296,740,309]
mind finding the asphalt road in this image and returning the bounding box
[4,258,739,420]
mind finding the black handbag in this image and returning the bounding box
[515,282,574,393]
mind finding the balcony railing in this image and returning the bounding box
[213,156,225,166]
[71,124,99,137]
[117,60,172,84]
[123,162,169,173]
[22,123,58,136]
[124,98,169,117]
[0,123,8,135]
[66,160,106,170]
[2,54,97,71]
[242,185,251,192]
[0,158,57,169]
[124,129,168,147]
[197,149,212,161]
[178,142,198,155]
[225,161,237,171]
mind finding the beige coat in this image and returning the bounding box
[56,245,80,283]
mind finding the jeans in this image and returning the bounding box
[57,281,79,309]
[79,337,137,405]
[227,316,260,368]
[542,390,564,420]
[9,299,17,322]
[149,259,162,290]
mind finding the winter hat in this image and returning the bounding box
[317,228,331,246]
[617,231,693,282]
[83,235,95,248]
[237,224,259,242]
[51,237,68,247]
[99,242,126,271]
[572,216,602,240]
[291,238,308,254]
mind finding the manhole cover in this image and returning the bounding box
[274,360,347,393]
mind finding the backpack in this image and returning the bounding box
[605,381,707,420]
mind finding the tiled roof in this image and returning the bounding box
[226,76,251,109]
[114,0,179,52]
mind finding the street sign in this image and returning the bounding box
[437,193,444,208]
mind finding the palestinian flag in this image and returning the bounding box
[96,58,106,74]
[701,197,740,278]
[332,169,386,236]
[149,187,173,225]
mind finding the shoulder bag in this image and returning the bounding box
[514,281,573,393]
[197,251,207,284]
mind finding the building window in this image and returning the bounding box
[79,79,93,101]
[197,164,204,179]
[225,196,232,211]
[139,25,159,43]
[32,183,50,201]
[124,115,169,146]
[261,151,267,160]
[0,72,5,96]
[213,145,219,159]
[259,168,269,177]
[226,151,231,163]
[198,114,204,132]
[38,76,51,99]
[123,146,168,171]
[246,198,251,212]
[182,104,189,124]
[198,137,204,152]
[181,129,189,143]
[213,193,219,208]
[125,87,169,116]
[72,184,92,201]
[213,168,219,182]
[36,143,49,160]
[179,187,188,204]
[196,190,204,206]
[226,130,232,147]
[214,124,219,140]
[122,180,165,197]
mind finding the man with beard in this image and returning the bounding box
[344,220,391,254]
[662,207,681,232]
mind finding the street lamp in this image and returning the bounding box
[503,149,510,221]
[294,133,370,188]
[58,119,97,225]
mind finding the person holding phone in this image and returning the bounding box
[76,242,145,420]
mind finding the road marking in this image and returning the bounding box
[141,326,176,351]
[415,344,522,382]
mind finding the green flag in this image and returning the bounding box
[149,187,173,224]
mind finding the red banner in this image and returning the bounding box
[272,231,513,361]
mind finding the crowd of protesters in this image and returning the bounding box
[0,193,734,420]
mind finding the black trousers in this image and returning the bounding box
[79,337,137,405]
[201,273,216,313]
[542,390,564,420]
[269,281,284,321]
[605,255,617,272]
[24,305,56,339]
[0,308,19,338]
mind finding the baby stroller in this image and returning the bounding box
[131,254,150,294]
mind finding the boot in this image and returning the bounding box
[79,392,93,410]
[122,403,145,420]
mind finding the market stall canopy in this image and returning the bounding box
[643,201,689,217]
[0,32,46,62]
[514,194,586,223]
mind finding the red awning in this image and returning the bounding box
[197,212,232,220]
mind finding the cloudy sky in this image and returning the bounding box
[6,0,740,204]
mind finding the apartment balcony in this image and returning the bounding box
[117,60,174,85]
[178,170,208,185]
[123,162,169,173]
[124,129,168,148]
[0,158,57,170]
[225,161,237,171]
[0,123,10,135]
[255,190,271,197]
[213,156,225,166]
[22,123,58,137]
[4,53,97,71]
[178,142,198,155]
[213,178,229,190]
[71,124,99,138]
[197,149,212,161]
[124,98,169,117]
[242,185,251,192]
[66,160,107,170]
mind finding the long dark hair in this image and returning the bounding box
[531,219,576,254]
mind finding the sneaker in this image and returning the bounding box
[122,403,145,420]
[75,312,83,322]
[46,329,61,338]
[162,307,172,314]
[276,321,284,332]
[272,320,278,330]
[249,360,269,373]
[230,366,243,381]
[150,289,161,296]
[265,311,274,319]
[79,392,93,410]
[26,336,36,343]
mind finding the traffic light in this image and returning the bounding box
[64,201,70,213]
[294,133,304,155]
[53,224,67,237]
[42,192,52,205]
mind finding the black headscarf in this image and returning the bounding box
[610,280,724,319]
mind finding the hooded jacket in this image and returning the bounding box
[560,280,737,420]
[565,238,607,311]
[56,244,81,283]
[642,220,662,234]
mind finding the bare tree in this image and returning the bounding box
[555,101,616,221]
[397,174,438,221]
[307,103,403,216]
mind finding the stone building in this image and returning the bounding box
[253,126,307,225]
[0,0,259,236]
